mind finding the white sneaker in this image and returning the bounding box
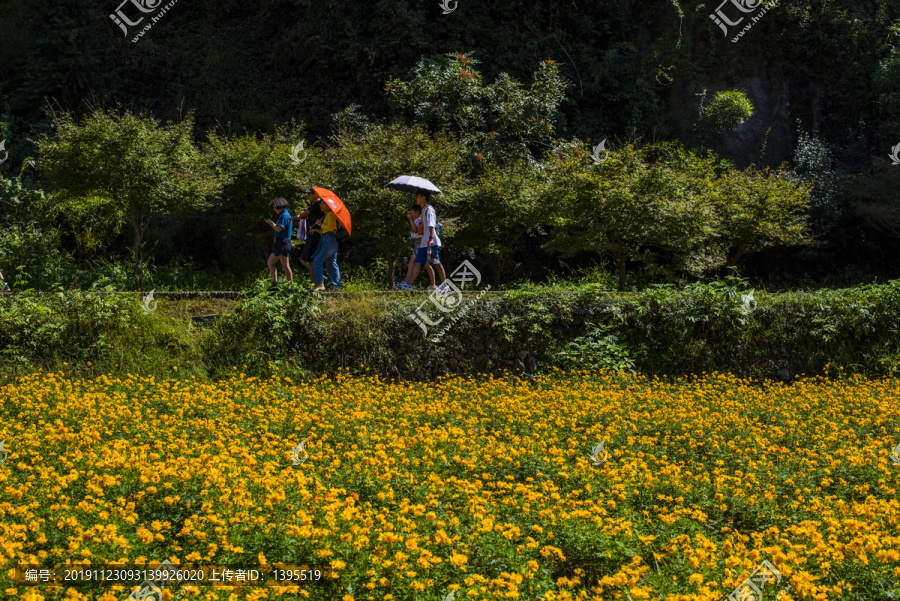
[427,285,438,291]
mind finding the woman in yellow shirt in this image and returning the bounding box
[309,201,342,291]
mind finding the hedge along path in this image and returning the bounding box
[1,290,521,298]
[7,283,900,381]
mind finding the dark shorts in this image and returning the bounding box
[301,234,321,262]
[414,246,441,265]
[273,237,292,257]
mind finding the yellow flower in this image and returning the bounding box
[450,553,468,568]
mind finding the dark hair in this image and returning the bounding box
[272,197,289,210]
[410,204,421,212]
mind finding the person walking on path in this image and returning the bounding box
[310,200,342,292]
[0,270,10,293]
[395,204,423,290]
[403,193,446,290]
[294,189,325,284]
[264,197,293,289]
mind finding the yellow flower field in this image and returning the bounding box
[1,369,899,601]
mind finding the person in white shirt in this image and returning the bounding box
[395,193,447,291]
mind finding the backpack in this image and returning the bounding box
[435,221,443,239]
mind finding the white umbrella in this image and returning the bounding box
[386,175,442,195]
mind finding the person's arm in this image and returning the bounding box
[268,212,289,232]
[427,226,436,246]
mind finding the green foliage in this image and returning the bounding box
[542,143,718,290]
[9,0,102,119]
[764,1,900,166]
[0,292,203,378]
[452,160,545,281]
[38,108,224,287]
[326,123,466,286]
[539,142,813,288]
[4,280,900,381]
[550,323,636,373]
[204,291,321,378]
[694,90,754,141]
[387,53,568,165]
[204,122,329,249]
[0,173,68,290]
[794,129,842,216]
[713,166,812,264]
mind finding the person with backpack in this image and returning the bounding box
[394,193,446,291]
[264,197,293,289]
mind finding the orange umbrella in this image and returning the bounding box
[310,187,352,236]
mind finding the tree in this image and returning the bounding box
[542,143,717,290]
[204,123,330,260]
[452,160,545,284]
[326,123,466,287]
[387,53,568,165]
[0,171,69,290]
[712,166,812,265]
[39,108,222,288]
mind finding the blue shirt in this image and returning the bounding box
[275,210,293,239]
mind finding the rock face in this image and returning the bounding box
[670,73,792,168]
[720,76,792,168]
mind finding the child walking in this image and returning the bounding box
[264,197,293,289]
[394,203,442,291]
[402,193,446,290]
[395,204,423,290]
